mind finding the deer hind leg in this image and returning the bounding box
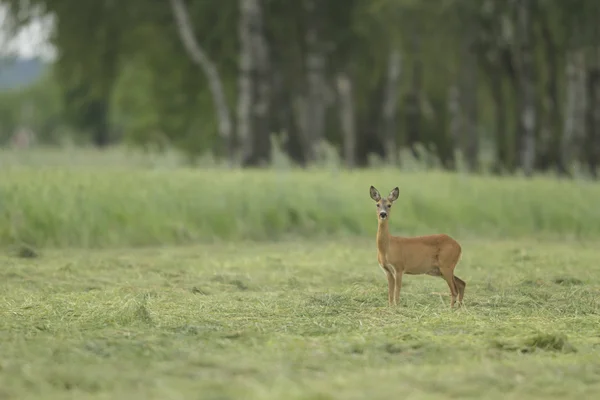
[438,243,463,308]
[453,276,466,305]
[429,266,464,307]
[440,268,458,308]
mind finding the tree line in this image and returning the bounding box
[2,0,600,177]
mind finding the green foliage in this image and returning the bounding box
[110,46,220,156]
[1,238,599,398]
[0,67,67,145]
[108,0,237,156]
[0,151,598,249]
[1,0,600,169]
[109,59,164,150]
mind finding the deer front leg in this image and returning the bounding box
[385,271,395,306]
[394,270,403,305]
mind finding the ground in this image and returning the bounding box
[1,237,600,399]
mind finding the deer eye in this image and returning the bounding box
[387,204,391,208]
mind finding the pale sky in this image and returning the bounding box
[0,4,56,61]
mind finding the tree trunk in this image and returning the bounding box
[447,83,460,164]
[503,47,522,172]
[491,74,509,174]
[477,0,510,174]
[237,0,253,163]
[537,6,566,175]
[382,49,401,165]
[516,0,536,177]
[562,49,586,172]
[496,8,522,173]
[271,67,306,166]
[239,0,272,167]
[336,72,356,169]
[481,52,509,174]
[405,32,423,160]
[90,100,110,147]
[356,80,386,167]
[303,0,326,163]
[434,92,455,170]
[460,35,479,172]
[169,0,234,165]
[584,57,600,178]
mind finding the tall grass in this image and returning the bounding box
[1,161,599,248]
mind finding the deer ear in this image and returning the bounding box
[369,186,381,202]
[388,187,399,202]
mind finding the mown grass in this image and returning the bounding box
[1,237,600,399]
[1,164,599,249]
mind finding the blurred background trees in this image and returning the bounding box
[1,0,600,176]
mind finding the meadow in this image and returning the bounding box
[1,148,600,399]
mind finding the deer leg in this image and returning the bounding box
[440,268,458,308]
[385,270,395,306]
[453,276,466,305]
[380,264,397,306]
[394,270,403,306]
[438,244,462,308]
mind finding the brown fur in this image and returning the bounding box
[369,186,466,307]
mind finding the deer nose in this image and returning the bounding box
[379,211,387,219]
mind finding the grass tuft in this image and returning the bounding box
[14,242,39,258]
[493,332,577,354]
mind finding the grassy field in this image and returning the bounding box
[1,147,600,399]
[1,237,600,399]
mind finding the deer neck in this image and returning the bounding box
[376,219,391,258]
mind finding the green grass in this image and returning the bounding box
[1,237,600,399]
[1,165,599,249]
[1,148,599,398]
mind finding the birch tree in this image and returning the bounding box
[169,0,234,164]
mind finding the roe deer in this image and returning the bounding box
[369,186,466,308]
